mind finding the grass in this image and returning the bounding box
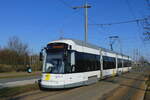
[146,75,150,87]
[0,83,39,99]
[144,72,150,100]
[0,71,41,79]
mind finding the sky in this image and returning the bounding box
[0,0,150,60]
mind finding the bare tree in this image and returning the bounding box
[0,36,30,71]
[138,56,149,66]
[0,45,2,50]
[6,36,29,55]
[0,36,42,72]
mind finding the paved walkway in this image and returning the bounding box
[0,76,40,89]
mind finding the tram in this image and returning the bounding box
[38,38,132,89]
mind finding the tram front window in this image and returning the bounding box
[43,53,64,74]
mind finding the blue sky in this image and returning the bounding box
[0,0,149,60]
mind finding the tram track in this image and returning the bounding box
[100,67,149,100]
[4,67,149,100]
[11,89,67,100]
[10,80,118,100]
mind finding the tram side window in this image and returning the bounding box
[102,56,107,69]
[75,52,85,72]
[75,52,100,73]
[123,60,126,67]
[87,54,97,71]
[103,56,116,69]
[64,51,72,73]
[110,57,116,68]
[123,60,131,67]
[96,56,100,70]
[128,61,132,67]
[118,59,122,68]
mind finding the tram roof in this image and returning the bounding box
[54,38,129,58]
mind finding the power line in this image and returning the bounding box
[89,17,150,26]
[59,9,81,26]
[125,0,136,19]
[72,2,91,43]
[124,0,149,44]
[58,0,73,9]
[57,0,83,38]
[145,0,150,7]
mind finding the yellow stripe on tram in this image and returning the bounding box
[112,69,115,77]
[45,74,51,81]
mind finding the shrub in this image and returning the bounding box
[0,64,14,72]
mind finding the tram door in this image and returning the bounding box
[116,55,118,74]
[64,51,76,86]
[100,50,103,79]
[70,52,83,85]
[71,52,75,72]
[65,52,76,85]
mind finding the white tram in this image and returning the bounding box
[38,39,132,89]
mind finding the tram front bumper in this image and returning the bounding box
[41,84,65,89]
[39,80,65,89]
[38,79,84,89]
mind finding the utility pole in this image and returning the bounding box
[118,38,123,54]
[85,2,88,43]
[109,36,119,51]
[72,1,91,43]
[59,30,64,39]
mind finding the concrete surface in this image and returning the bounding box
[0,76,40,88]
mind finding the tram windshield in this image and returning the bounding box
[42,43,72,74]
[43,52,64,74]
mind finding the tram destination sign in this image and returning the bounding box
[47,43,68,51]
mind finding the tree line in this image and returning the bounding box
[0,36,42,72]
